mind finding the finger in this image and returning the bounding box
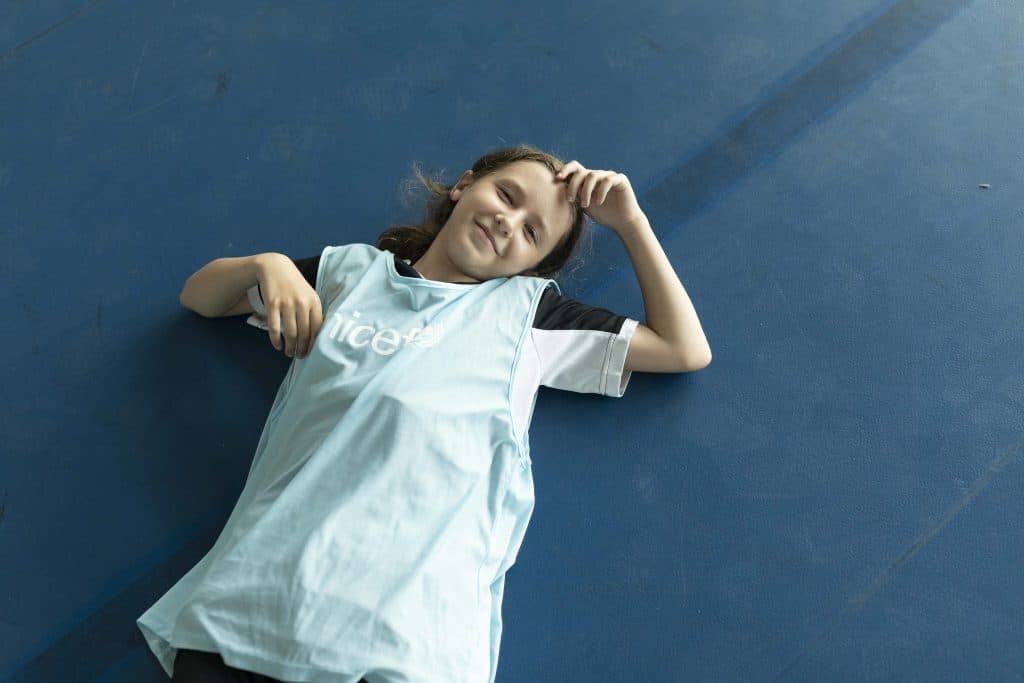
[567,169,589,204]
[556,162,584,197]
[297,308,312,358]
[580,172,605,208]
[295,307,310,358]
[296,305,313,358]
[267,301,282,350]
[595,174,618,204]
[554,160,581,180]
[282,304,298,357]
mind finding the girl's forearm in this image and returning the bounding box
[616,213,712,366]
[179,253,277,317]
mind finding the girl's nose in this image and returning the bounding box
[495,214,511,236]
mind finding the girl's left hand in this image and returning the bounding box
[555,161,645,232]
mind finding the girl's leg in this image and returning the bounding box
[171,648,285,683]
[171,647,372,683]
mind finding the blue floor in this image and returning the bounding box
[2,1,1022,681]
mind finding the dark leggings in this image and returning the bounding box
[171,648,370,683]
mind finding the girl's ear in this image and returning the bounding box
[450,170,475,201]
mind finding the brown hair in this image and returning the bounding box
[376,143,588,279]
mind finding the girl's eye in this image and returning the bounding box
[500,187,537,243]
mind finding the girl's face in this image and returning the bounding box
[412,160,574,283]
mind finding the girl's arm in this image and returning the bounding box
[616,212,712,373]
[556,161,711,373]
[180,252,324,359]
[180,253,275,317]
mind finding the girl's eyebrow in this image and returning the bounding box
[502,179,551,240]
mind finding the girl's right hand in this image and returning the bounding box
[256,253,324,358]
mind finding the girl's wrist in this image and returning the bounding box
[612,211,651,236]
[254,252,288,279]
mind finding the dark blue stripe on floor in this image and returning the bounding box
[580,0,973,301]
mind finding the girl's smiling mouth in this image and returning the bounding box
[475,221,497,253]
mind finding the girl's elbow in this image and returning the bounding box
[680,350,712,373]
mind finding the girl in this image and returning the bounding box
[139,144,711,683]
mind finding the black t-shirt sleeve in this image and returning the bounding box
[530,286,639,396]
[532,286,629,333]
